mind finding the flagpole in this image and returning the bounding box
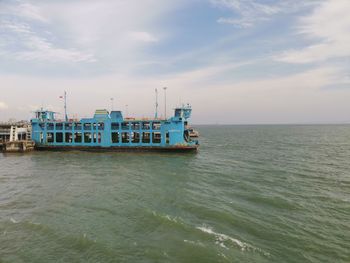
[64,91,68,121]
[110,97,114,112]
[163,87,167,119]
[155,88,158,119]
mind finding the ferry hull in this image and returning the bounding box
[34,145,198,152]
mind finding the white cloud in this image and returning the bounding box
[212,0,279,27]
[217,17,262,28]
[0,3,96,63]
[0,102,9,109]
[18,37,96,62]
[0,1,46,22]
[128,31,158,43]
[0,0,183,65]
[31,1,181,57]
[212,0,320,28]
[276,0,350,63]
[14,2,48,22]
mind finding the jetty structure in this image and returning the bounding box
[0,122,34,152]
[30,104,199,152]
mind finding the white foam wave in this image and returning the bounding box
[197,226,247,250]
[184,239,205,247]
[152,211,183,225]
[218,253,228,260]
[196,226,270,257]
[216,240,228,249]
[10,217,18,224]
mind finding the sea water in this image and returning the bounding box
[1,125,349,262]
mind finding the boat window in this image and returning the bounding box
[152,122,161,130]
[142,122,150,130]
[47,123,54,130]
[132,132,140,143]
[39,123,45,130]
[56,123,63,130]
[98,122,104,130]
[152,132,161,143]
[56,132,63,143]
[131,122,140,130]
[175,109,181,117]
[65,123,73,130]
[166,132,169,144]
[74,132,82,143]
[92,133,97,143]
[17,133,26,141]
[111,122,119,130]
[40,132,44,143]
[84,123,92,130]
[121,122,130,130]
[65,132,72,143]
[93,123,97,130]
[112,132,119,143]
[98,132,102,143]
[47,132,54,143]
[184,130,190,142]
[142,132,150,143]
[84,132,92,143]
[74,123,82,130]
[121,132,129,143]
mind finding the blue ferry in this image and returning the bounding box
[31,105,199,152]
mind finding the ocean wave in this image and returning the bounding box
[151,211,184,225]
[10,217,18,224]
[196,226,270,257]
[183,239,205,247]
[196,226,247,250]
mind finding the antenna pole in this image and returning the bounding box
[155,88,158,119]
[163,87,167,119]
[110,98,114,112]
[64,91,68,121]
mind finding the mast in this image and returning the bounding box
[64,91,68,121]
[110,97,114,112]
[163,87,167,119]
[155,88,158,119]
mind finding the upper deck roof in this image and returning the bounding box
[32,104,192,123]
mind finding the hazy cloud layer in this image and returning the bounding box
[0,102,9,110]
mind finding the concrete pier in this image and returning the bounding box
[1,140,35,152]
[0,123,35,152]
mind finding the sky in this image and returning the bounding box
[0,0,349,124]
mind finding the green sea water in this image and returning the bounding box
[1,125,349,262]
